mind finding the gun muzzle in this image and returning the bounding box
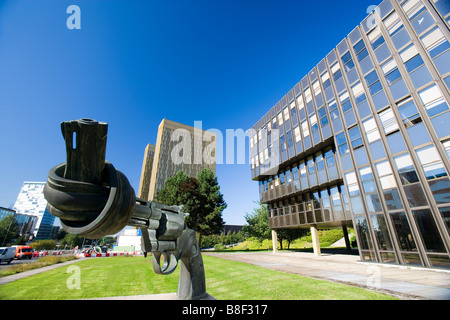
[44,119,136,238]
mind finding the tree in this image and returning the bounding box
[242,202,271,242]
[0,215,18,246]
[277,228,308,249]
[60,233,84,248]
[156,168,226,248]
[31,240,56,251]
[156,171,190,206]
[100,236,117,248]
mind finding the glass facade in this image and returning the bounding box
[251,0,450,269]
[12,182,55,240]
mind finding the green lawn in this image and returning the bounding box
[0,255,397,300]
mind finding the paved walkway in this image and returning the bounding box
[2,252,449,300]
[204,251,450,300]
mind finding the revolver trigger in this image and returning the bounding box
[152,251,178,275]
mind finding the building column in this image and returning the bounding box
[310,225,321,256]
[342,223,351,250]
[271,229,278,253]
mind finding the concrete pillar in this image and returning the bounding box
[310,225,321,256]
[342,224,351,250]
[271,229,278,253]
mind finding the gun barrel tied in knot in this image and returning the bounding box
[43,119,207,300]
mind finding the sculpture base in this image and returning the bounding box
[88,292,215,300]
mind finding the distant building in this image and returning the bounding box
[222,225,243,235]
[115,228,142,252]
[15,214,38,240]
[0,207,15,220]
[13,182,55,240]
[137,144,156,199]
[139,119,216,201]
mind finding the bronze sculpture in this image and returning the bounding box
[43,118,208,300]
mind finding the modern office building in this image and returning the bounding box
[0,207,15,220]
[139,119,216,201]
[0,207,38,241]
[13,182,56,240]
[250,0,450,268]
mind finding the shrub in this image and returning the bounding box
[0,255,78,278]
[31,240,57,251]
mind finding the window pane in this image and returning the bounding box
[369,81,383,95]
[402,0,425,19]
[353,39,365,54]
[301,120,310,137]
[380,175,397,189]
[318,106,327,118]
[371,214,394,250]
[354,216,373,250]
[405,54,424,73]
[336,132,349,155]
[399,43,419,62]
[416,145,448,179]
[372,36,386,51]
[379,108,399,134]
[365,70,379,86]
[342,100,353,113]
[397,97,422,127]
[352,81,366,104]
[385,68,402,85]
[439,206,450,235]
[390,211,417,251]
[357,48,369,62]
[383,188,403,210]
[384,11,403,36]
[418,84,449,117]
[420,26,450,58]
[366,193,383,212]
[428,177,450,204]
[381,58,397,75]
[341,51,352,64]
[443,139,450,160]
[345,171,358,185]
[412,209,446,252]
[349,126,363,149]
[404,184,428,207]
[395,153,420,185]
[363,117,381,143]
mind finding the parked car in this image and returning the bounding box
[14,245,33,259]
[0,247,15,264]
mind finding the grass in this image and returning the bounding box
[0,255,397,300]
[228,229,355,251]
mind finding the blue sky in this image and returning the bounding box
[0,0,377,225]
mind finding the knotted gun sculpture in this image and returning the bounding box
[43,118,207,300]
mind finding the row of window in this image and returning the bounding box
[354,206,450,267]
[258,147,339,197]
[345,142,450,215]
[268,184,350,224]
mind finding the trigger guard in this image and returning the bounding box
[152,252,178,275]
